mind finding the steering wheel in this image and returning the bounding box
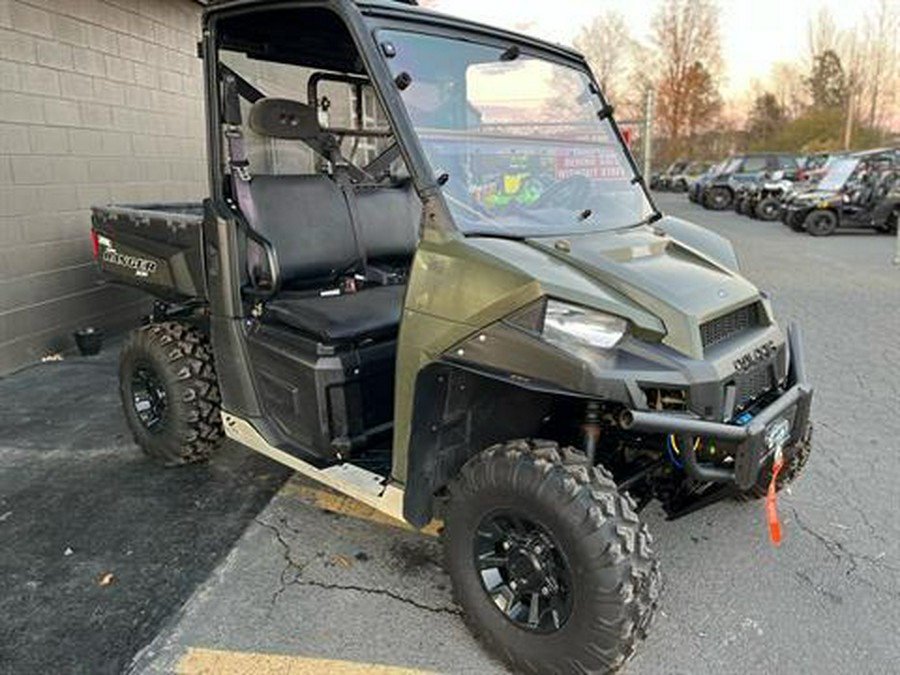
[531,174,592,210]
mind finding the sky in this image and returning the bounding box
[425,0,884,97]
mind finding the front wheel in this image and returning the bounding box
[705,186,733,210]
[443,440,660,675]
[804,210,838,236]
[876,212,898,234]
[755,197,782,221]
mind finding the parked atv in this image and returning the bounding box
[782,154,900,235]
[688,159,726,203]
[702,154,798,211]
[671,160,712,193]
[653,160,689,191]
[733,176,762,216]
[747,171,795,221]
[89,2,814,673]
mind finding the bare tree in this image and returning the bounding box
[769,62,808,120]
[650,0,723,146]
[858,0,900,130]
[807,8,841,64]
[805,1,900,140]
[573,11,637,110]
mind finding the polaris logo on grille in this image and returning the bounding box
[102,248,158,276]
[733,340,776,373]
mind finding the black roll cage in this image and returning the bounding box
[201,0,658,232]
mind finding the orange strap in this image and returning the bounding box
[765,450,784,546]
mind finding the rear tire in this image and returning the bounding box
[443,440,660,675]
[705,187,733,211]
[804,210,838,236]
[876,212,898,234]
[119,321,223,466]
[755,197,781,221]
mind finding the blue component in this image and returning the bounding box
[734,411,753,426]
[666,435,684,469]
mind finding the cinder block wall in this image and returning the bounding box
[0,0,206,374]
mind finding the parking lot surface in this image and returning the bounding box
[4,193,900,674]
[0,345,291,675]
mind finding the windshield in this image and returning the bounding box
[378,30,653,237]
[720,158,743,175]
[818,158,860,191]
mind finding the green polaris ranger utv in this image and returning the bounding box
[89,1,813,672]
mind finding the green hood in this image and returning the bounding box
[525,227,760,357]
[462,223,759,359]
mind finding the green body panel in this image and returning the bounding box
[526,227,760,359]
[391,233,543,481]
[391,221,760,483]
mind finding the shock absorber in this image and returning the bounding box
[582,400,602,465]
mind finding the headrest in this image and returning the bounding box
[248,98,321,140]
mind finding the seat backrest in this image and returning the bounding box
[249,174,358,287]
[353,181,422,262]
[244,98,421,284]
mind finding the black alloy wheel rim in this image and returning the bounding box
[761,202,778,218]
[809,213,833,233]
[474,511,574,633]
[131,365,168,433]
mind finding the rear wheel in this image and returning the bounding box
[876,211,898,234]
[443,440,660,675]
[804,210,838,236]
[705,187,733,211]
[755,197,781,221]
[119,321,223,466]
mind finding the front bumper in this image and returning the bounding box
[621,324,813,490]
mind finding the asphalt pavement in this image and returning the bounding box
[0,344,291,675]
[3,193,900,674]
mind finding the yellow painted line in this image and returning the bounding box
[281,478,443,537]
[176,647,436,675]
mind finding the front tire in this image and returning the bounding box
[876,211,898,234]
[705,186,733,211]
[804,210,838,236]
[443,440,660,675]
[755,197,781,221]
[119,321,223,466]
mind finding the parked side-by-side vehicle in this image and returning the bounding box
[700,153,799,211]
[89,1,814,673]
[782,152,900,235]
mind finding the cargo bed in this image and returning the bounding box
[91,203,207,303]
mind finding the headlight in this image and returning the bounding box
[543,300,627,350]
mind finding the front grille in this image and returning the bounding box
[701,303,760,349]
[733,365,774,412]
